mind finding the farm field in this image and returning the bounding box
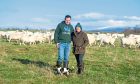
[0,38,140,84]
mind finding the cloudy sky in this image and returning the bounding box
[0,0,140,30]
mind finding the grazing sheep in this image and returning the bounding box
[20,35,36,45]
[99,36,116,47]
[87,34,96,46]
[121,37,137,48]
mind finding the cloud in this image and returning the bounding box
[73,12,140,30]
[73,19,126,27]
[74,12,105,19]
[74,12,116,21]
[124,16,140,21]
[105,19,126,26]
[124,21,140,26]
[73,19,140,30]
[105,20,140,27]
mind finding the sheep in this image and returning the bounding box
[121,37,137,48]
[87,34,96,46]
[99,36,116,47]
[0,31,5,38]
[20,35,36,45]
[8,32,23,43]
[117,33,124,38]
[112,33,118,39]
[35,35,46,44]
[96,34,107,42]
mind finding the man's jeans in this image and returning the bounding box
[57,43,71,64]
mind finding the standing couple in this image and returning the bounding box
[54,15,89,74]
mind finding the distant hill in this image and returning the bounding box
[96,27,126,32]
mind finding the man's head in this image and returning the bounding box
[65,15,71,25]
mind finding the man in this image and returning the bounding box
[72,23,89,74]
[54,15,74,74]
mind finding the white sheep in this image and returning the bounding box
[87,34,96,46]
[20,35,36,45]
[121,37,137,48]
[8,32,23,43]
[99,36,116,47]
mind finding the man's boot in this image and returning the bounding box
[63,61,69,75]
[56,61,62,74]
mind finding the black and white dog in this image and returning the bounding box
[57,67,69,75]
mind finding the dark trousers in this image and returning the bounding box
[75,54,84,73]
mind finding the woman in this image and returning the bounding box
[72,23,89,74]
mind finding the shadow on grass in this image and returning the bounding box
[12,58,51,68]
[12,58,59,75]
[12,58,76,76]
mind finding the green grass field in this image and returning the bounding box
[0,38,140,84]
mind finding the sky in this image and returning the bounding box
[0,0,140,30]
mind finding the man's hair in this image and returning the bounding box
[65,15,71,20]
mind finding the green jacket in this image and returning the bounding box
[54,21,74,43]
[72,31,89,54]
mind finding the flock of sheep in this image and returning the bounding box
[0,30,54,45]
[87,33,140,48]
[0,30,140,48]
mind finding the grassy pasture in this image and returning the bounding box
[0,38,140,84]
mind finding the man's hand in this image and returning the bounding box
[56,43,60,48]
